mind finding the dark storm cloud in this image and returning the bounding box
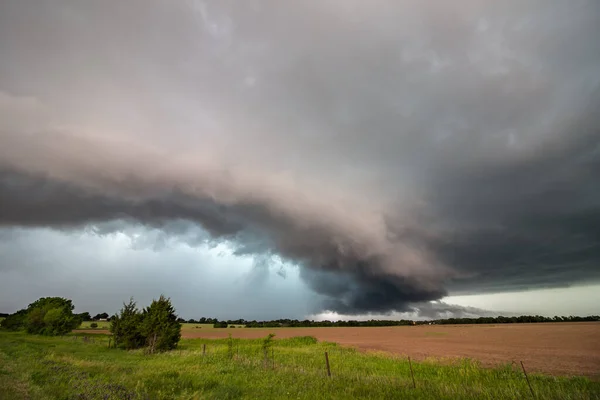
[0,0,599,314]
[300,268,446,314]
[426,96,600,293]
[0,166,448,312]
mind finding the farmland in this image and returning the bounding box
[74,322,600,378]
[1,330,599,400]
[180,322,600,378]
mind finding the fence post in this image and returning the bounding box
[408,356,416,388]
[325,351,331,377]
[203,344,206,356]
[520,361,535,397]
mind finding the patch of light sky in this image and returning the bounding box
[443,286,600,317]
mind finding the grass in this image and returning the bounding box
[0,331,598,400]
[78,321,111,330]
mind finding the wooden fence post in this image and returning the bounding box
[408,356,416,388]
[325,351,331,377]
[203,344,206,356]
[520,361,535,397]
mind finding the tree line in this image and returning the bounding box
[241,319,416,328]
[206,315,599,328]
[0,298,81,335]
[1,295,182,353]
[3,302,598,333]
[430,315,600,325]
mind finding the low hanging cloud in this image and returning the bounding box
[311,301,511,322]
[0,0,599,314]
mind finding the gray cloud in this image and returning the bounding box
[0,0,599,314]
[311,301,512,321]
[409,301,510,320]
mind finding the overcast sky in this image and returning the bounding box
[1,1,599,320]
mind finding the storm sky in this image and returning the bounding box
[1,0,599,319]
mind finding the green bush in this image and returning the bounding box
[90,322,98,329]
[0,309,27,331]
[23,297,80,336]
[110,298,145,350]
[110,296,181,352]
[142,295,182,353]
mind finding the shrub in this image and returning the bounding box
[0,309,27,331]
[110,298,145,350]
[23,297,81,336]
[213,321,228,328]
[262,333,276,366]
[110,296,182,353]
[262,333,275,356]
[90,322,98,329]
[227,334,234,359]
[141,295,181,353]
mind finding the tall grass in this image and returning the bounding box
[0,331,598,399]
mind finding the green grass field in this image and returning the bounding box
[78,321,111,330]
[0,331,598,400]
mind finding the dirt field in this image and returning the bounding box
[185,322,600,378]
[78,322,600,377]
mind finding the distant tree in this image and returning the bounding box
[141,295,181,353]
[77,312,92,322]
[213,321,228,328]
[22,297,81,336]
[110,298,145,350]
[90,322,98,329]
[0,309,27,331]
[94,312,109,320]
[176,317,186,323]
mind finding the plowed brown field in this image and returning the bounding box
[79,322,600,377]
